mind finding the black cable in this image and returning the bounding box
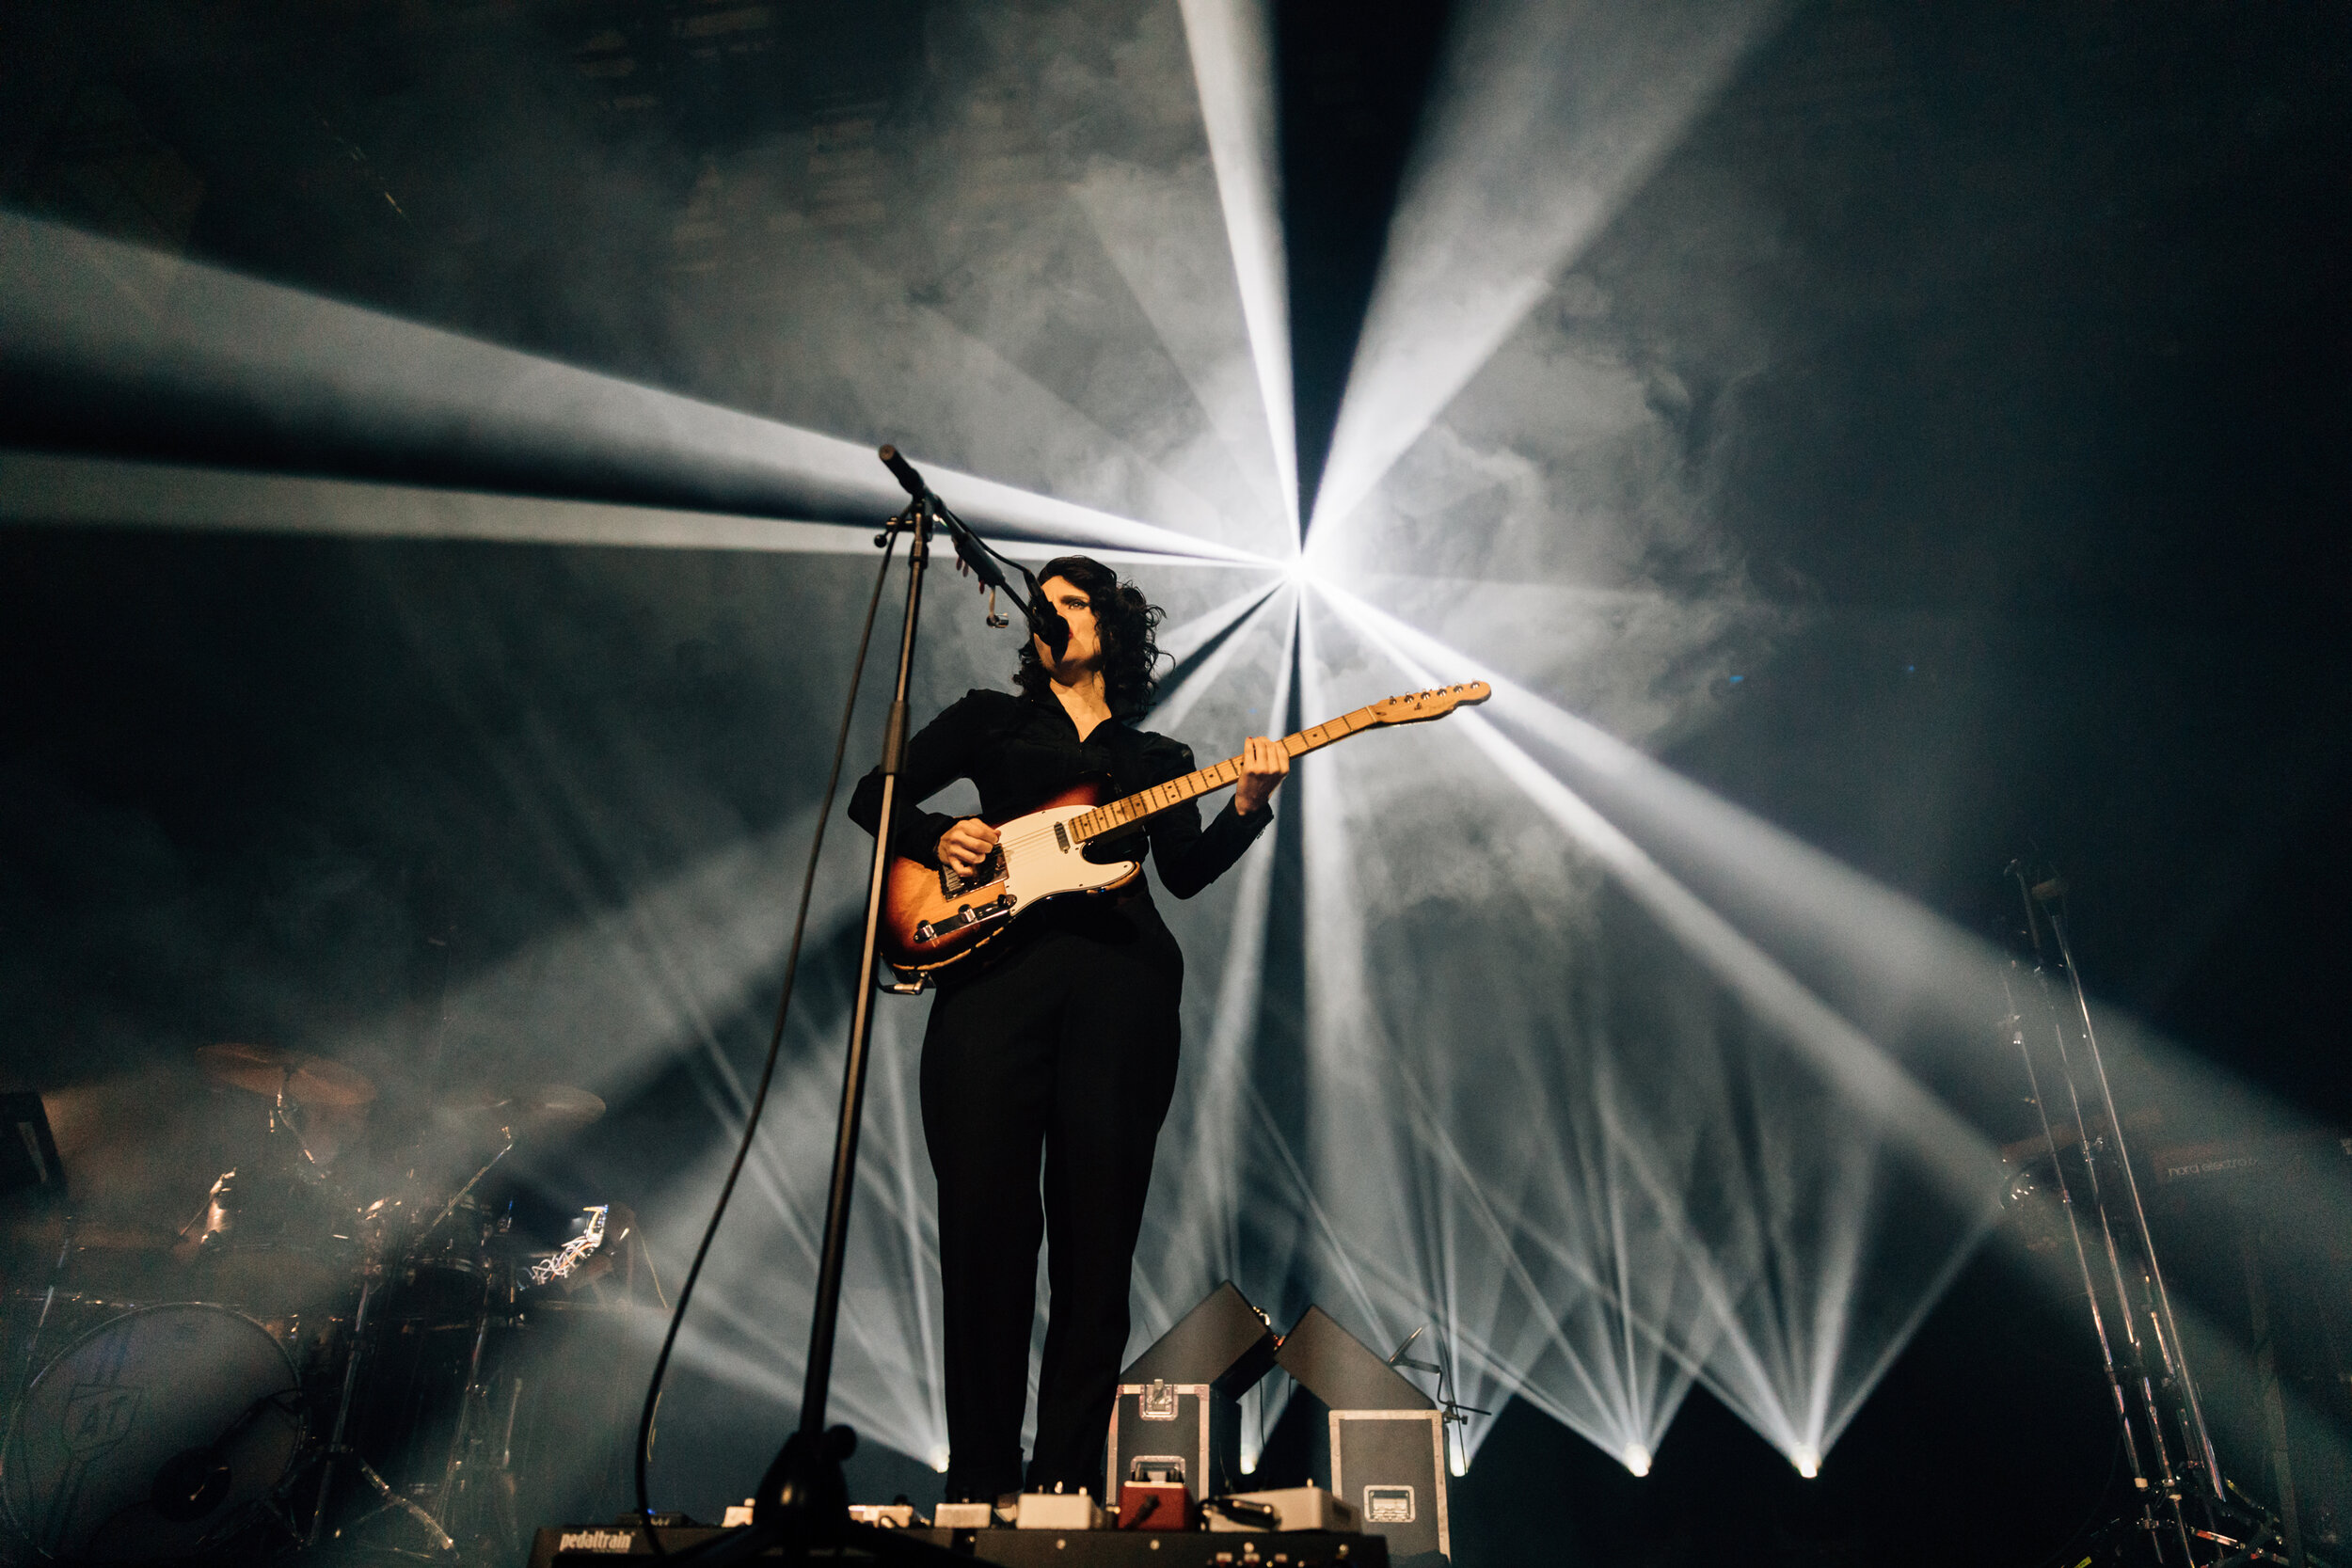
[633,526,904,1556]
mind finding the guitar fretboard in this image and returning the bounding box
[1068,705,1378,844]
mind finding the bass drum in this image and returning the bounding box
[1,1304,303,1561]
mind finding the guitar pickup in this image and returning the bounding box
[914,895,1015,944]
[937,847,1005,897]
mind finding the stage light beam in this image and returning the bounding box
[1310,580,2005,1474]
[1315,583,2002,1212]
[1178,0,1298,538]
[1291,594,1693,1472]
[0,213,1268,564]
[1308,0,1779,537]
[0,451,885,555]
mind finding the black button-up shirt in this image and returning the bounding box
[848,688,1272,900]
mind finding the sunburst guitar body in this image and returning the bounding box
[880,681,1488,982]
[881,781,1133,974]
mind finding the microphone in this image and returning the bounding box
[1030,591,1071,659]
[878,443,928,499]
[875,444,1070,657]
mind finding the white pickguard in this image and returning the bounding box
[996,803,1141,911]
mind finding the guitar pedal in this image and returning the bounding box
[1115,1481,1190,1530]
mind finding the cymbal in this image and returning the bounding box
[437,1084,606,1136]
[197,1043,377,1108]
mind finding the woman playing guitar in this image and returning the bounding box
[848,555,1288,1507]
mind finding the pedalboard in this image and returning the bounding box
[529,1523,1389,1567]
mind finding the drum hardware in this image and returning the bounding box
[13,1212,75,1404]
[303,1272,381,1550]
[330,1196,629,1557]
[2,1096,72,1403]
[189,1041,371,1204]
[392,1132,517,1297]
[6,1212,183,1416]
[434,1291,501,1526]
[298,1194,485,1558]
[2,1058,631,1564]
[183,1039,373,1359]
[331,1439,459,1556]
[322,1176,500,1558]
[492,1374,528,1547]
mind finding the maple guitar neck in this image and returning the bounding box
[1067,705,1381,845]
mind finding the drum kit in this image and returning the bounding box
[0,1046,656,1564]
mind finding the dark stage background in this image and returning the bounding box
[3,2,2349,1564]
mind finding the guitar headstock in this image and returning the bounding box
[1366,681,1491,725]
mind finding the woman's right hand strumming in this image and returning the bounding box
[938,818,1001,878]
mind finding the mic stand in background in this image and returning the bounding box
[667,454,1025,1568]
[2001,861,2239,1568]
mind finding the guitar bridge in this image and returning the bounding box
[914,894,1015,945]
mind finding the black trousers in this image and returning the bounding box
[920,903,1184,1503]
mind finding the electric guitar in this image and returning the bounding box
[881,682,1490,980]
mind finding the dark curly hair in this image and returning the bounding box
[1015,555,1166,718]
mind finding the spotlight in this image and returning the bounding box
[1792,1448,1820,1480]
[1621,1443,1652,1478]
[929,1446,951,1475]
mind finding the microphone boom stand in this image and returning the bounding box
[670,458,1040,1567]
